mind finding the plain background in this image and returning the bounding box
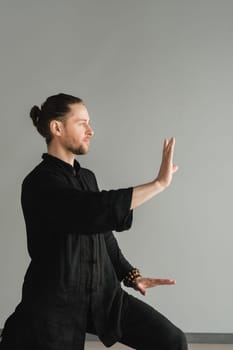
[0,0,232,334]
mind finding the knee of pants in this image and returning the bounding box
[166,327,188,350]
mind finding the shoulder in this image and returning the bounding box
[80,167,100,191]
[80,167,96,180]
[22,161,66,189]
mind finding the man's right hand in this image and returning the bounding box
[130,136,178,210]
[155,136,178,189]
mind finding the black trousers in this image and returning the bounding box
[86,293,188,350]
[0,293,188,350]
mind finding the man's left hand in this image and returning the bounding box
[133,277,176,296]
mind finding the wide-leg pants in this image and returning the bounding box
[0,292,188,350]
[86,293,188,350]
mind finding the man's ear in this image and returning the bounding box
[50,120,63,136]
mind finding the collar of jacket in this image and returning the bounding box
[41,152,81,176]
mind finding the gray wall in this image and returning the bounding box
[0,0,232,333]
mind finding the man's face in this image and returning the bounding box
[59,103,94,155]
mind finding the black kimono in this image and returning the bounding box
[0,153,136,349]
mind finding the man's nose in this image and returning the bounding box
[87,124,94,136]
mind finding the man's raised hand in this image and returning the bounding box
[130,136,179,210]
[156,136,178,189]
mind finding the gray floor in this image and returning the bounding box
[85,342,233,349]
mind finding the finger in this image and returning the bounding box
[144,278,176,286]
[138,286,146,295]
[171,136,175,145]
[167,137,175,161]
[157,279,176,285]
[169,136,175,146]
[163,138,168,153]
[172,165,179,173]
[153,279,176,285]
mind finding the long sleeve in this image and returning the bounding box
[104,231,135,282]
[21,170,133,235]
[88,172,137,282]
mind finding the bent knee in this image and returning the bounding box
[167,327,188,350]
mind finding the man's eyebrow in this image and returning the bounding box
[75,118,90,122]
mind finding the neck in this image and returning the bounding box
[47,143,75,167]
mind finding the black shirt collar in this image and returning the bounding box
[41,153,81,176]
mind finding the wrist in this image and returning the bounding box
[153,179,166,192]
[123,268,141,287]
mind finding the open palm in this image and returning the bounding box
[134,277,176,296]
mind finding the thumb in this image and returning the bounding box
[138,286,146,296]
[173,165,179,173]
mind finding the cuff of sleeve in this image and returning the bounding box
[112,187,133,232]
[123,268,141,287]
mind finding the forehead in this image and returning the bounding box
[68,103,90,120]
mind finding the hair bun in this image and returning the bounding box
[30,105,41,127]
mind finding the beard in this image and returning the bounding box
[66,142,89,155]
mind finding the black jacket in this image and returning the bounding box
[0,153,136,349]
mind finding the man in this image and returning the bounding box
[0,93,188,349]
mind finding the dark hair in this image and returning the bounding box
[29,93,83,144]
